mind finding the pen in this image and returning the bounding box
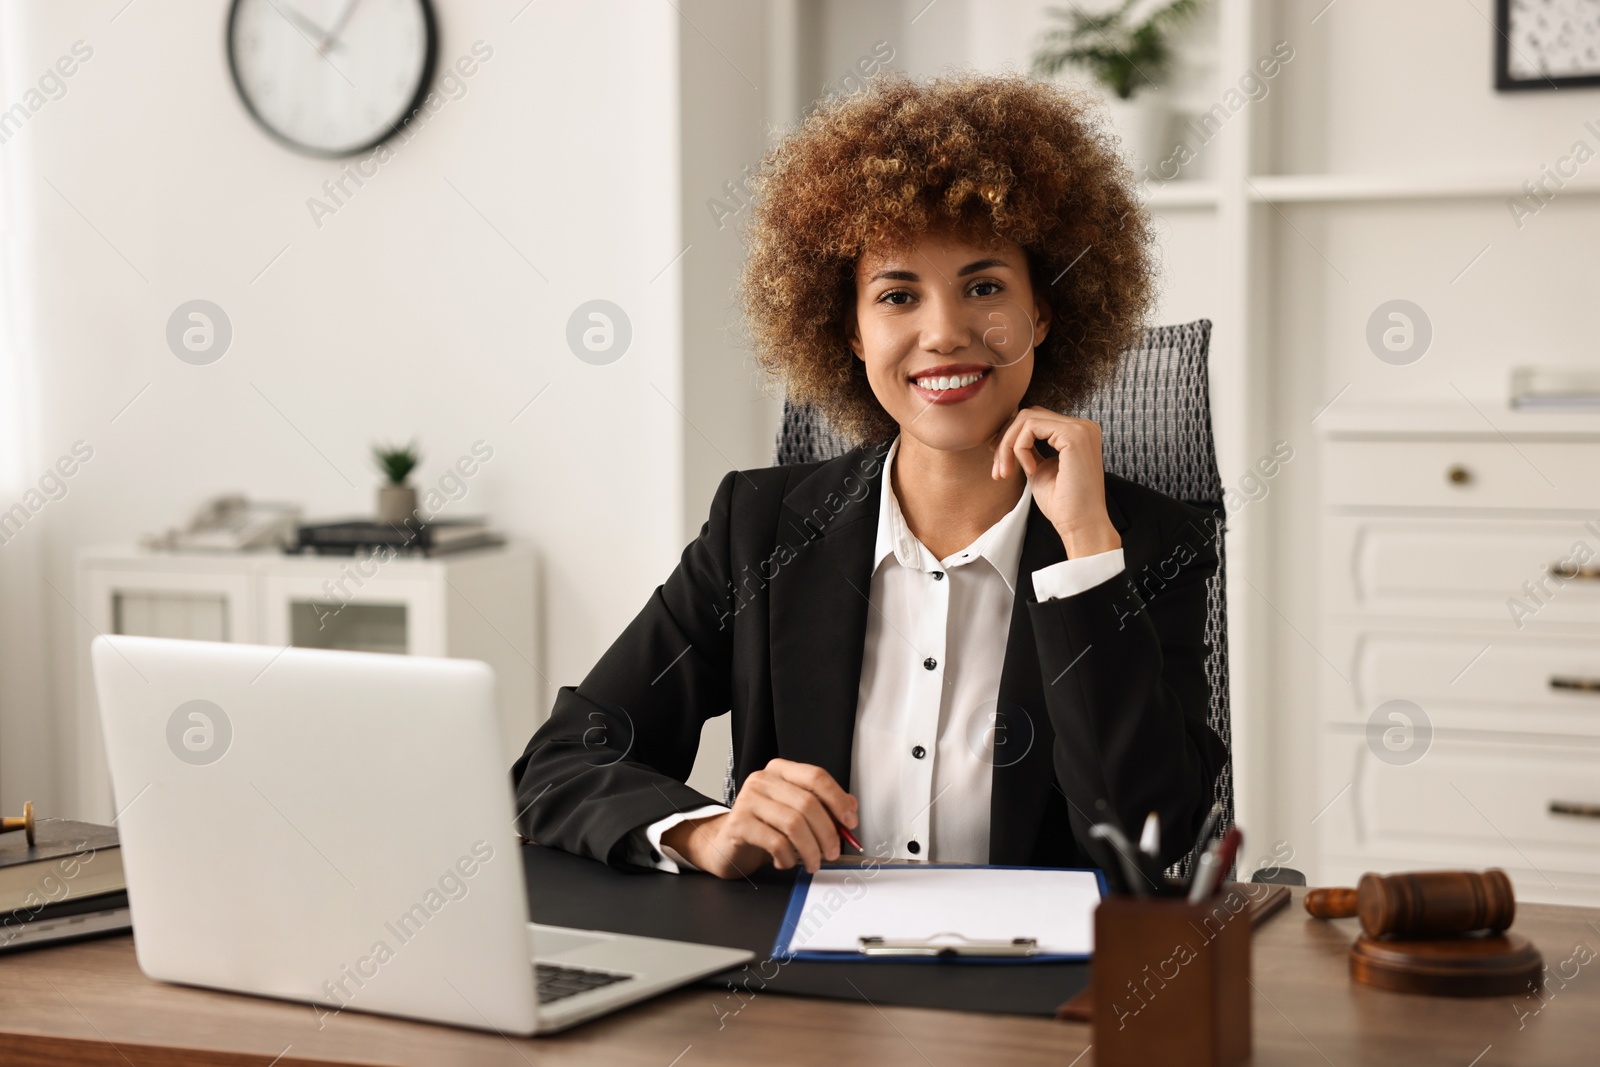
[1211,827,1242,887]
[1139,811,1160,858]
[1084,834,1129,894]
[1191,800,1224,856]
[1090,823,1149,898]
[1186,841,1222,904]
[834,818,863,854]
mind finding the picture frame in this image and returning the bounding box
[1495,0,1600,91]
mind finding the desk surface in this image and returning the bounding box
[1,886,1595,1066]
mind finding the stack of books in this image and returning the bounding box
[290,516,505,557]
[1,818,129,953]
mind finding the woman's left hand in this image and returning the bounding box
[991,406,1121,559]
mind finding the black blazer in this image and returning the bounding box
[510,441,1227,871]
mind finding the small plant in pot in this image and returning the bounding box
[372,439,422,525]
[1031,0,1203,101]
[1031,0,1205,175]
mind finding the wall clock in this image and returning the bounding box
[227,0,438,156]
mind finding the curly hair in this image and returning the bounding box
[737,70,1158,445]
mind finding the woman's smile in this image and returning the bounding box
[909,362,992,404]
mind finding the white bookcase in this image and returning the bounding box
[75,545,541,823]
[1120,1,1600,878]
[803,0,1600,877]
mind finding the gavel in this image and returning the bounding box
[0,800,35,847]
[1305,869,1514,939]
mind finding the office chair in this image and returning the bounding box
[724,318,1298,884]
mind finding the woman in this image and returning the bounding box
[511,71,1226,879]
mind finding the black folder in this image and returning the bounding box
[520,844,1089,1017]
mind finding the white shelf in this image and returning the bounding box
[1141,180,1220,209]
[1244,172,1600,204]
[1318,401,1600,439]
[1142,172,1600,209]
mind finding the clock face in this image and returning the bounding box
[227,0,437,156]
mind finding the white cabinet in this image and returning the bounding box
[259,568,446,655]
[76,545,540,822]
[1316,407,1600,904]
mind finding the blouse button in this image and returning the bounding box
[923,657,937,671]
[932,571,944,581]
[907,840,921,855]
[912,745,926,759]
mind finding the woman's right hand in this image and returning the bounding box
[661,758,859,879]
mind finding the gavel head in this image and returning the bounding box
[0,800,35,847]
[1357,869,1516,940]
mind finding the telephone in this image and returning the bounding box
[142,495,301,552]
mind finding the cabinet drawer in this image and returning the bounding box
[1323,439,1600,511]
[1324,516,1600,623]
[1316,731,1600,881]
[1322,627,1600,736]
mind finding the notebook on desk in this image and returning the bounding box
[774,865,1109,963]
[0,817,130,953]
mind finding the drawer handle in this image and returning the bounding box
[1550,801,1600,820]
[1550,676,1600,693]
[1446,464,1472,486]
[1549,561,1600,581]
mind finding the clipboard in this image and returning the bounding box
[771,863,1110,964]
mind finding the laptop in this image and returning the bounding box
[90,634,752,1035]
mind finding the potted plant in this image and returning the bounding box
[372,439,421,525]
[1031,0,1205,176]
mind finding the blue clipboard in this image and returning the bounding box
[770,863,1109,964]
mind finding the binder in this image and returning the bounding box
[771,863,1109,963]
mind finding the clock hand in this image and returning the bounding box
[318,0,366,54]
[264,0,357,88]
[267,1,346,54]
[268,1,327,40]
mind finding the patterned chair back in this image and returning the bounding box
[738,319,1230,872]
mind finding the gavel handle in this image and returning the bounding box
[1304,887,1358,919]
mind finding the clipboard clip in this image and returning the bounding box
[857,933,1040,958]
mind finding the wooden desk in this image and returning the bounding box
[1,888,1595,1066]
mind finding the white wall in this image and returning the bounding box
[682,3,780,544]
[0,0,733,816]
[676,1,791,800]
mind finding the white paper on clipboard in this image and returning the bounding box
[783,866,1102,957]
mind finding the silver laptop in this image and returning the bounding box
[90,634,751,1035]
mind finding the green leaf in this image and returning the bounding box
[371,439,421,485]
[1028,0,1206,99]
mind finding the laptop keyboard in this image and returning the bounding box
[535,962,634,1004]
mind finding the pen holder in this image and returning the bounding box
[1092,893,1251,1067]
